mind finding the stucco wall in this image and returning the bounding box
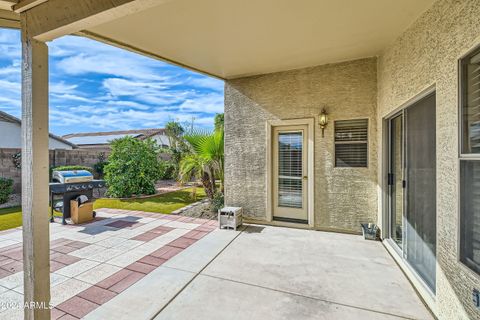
[225,58,378,233]
[377,0,480,318]
[0,120,73,150]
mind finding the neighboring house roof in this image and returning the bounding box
[0,110,77,148]
[62,129,166,146]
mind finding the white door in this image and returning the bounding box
[272,125,308,223]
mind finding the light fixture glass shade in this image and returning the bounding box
[319,109,328,127]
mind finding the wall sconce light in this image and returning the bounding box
[319,108,328,137]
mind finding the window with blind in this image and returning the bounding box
[334,119,368,167]
[460,46,480,275]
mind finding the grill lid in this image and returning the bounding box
[52,170,93,184]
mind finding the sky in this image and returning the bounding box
[0,28,224,136]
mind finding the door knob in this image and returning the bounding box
[303,176,308,180]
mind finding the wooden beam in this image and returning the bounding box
[23,0,165,41]
[13,0,47,13]
[21,14,51,320]
[0,0,17,11]
[0,8,20,28]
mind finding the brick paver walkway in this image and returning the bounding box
[0,208,217,319]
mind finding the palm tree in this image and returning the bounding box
[179,128,224,199]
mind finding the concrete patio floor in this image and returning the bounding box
[0,209,433,320]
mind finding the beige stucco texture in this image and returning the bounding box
[225,58,378,234]
[377,0,480,319]
[225,1,480,318]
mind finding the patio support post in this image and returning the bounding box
[21,15,51,320]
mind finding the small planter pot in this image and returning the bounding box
[361,223,379,241]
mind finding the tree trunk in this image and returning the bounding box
[210,167,217,194]
[201,171,214,199]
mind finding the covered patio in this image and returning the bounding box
[1,0,479,319]
[0,209,432,319]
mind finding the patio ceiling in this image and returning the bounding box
[84,0,435,79]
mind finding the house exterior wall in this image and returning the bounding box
[377,0,480,319]
[225,58,378,233]
[0,120,73,150]
[150,133,170,147]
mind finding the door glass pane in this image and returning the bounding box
[460,160,480,275]
[390,115,404,248]
[405,93,436,292]
[278,132,303,208]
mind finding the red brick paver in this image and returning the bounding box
[0,257,16,267]
[58,314,79,320]
[51,308,66,320]
[109,271,145,293]
[150,245,183,260]
[51,253,81,265]
[66,241,90,249]
[138,255,167,267]
[132,232,160,242]
[96,269,132,290]
[50,260,67,272]
[126,261,157,274]
[167,237,198,249]
[52,245,77,254]
[56,296,99,319]
[183,230,209,240]
[2,248,23,260]
[0,268,12,279]
[149,226,174,234]
[78,286,117,305]
[0,260,23,273]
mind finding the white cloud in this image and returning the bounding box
[178,93,224,114]
[186,76,224,91]
[50,82,78,94]
[0,28,223,135]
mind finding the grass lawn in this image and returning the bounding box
[94,187,205,214]
[0,206,22,231]
[0,187,205,232]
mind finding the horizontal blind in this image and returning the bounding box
[278,132,303,208]
[460,47,480,276]
[334,119,368,167]
[335,119,368,142]
[464,51,480,153]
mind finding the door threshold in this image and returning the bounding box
[273,216,308,224]
[244,218,313,230]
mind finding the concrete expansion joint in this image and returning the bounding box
[199,273,418,320]
[149,227,245,319]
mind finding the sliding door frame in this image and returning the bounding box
[381,85,437,310]
[387,110,406,255]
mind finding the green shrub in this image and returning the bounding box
[93,152,108,178]
[210,192,224,212]
[104,136,162,198]
[158,160,176,180]
[0,178,13,205]
[93,161,108,178]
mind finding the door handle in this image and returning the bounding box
[303,176,308,180]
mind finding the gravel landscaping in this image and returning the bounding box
[0,194,20,209]
[174,200,217,220]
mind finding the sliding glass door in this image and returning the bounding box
[387,93,436,292]
[389,114,404,248]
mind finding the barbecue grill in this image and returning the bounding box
[49,170,105,224]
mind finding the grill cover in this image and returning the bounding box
[52,170,93,184]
